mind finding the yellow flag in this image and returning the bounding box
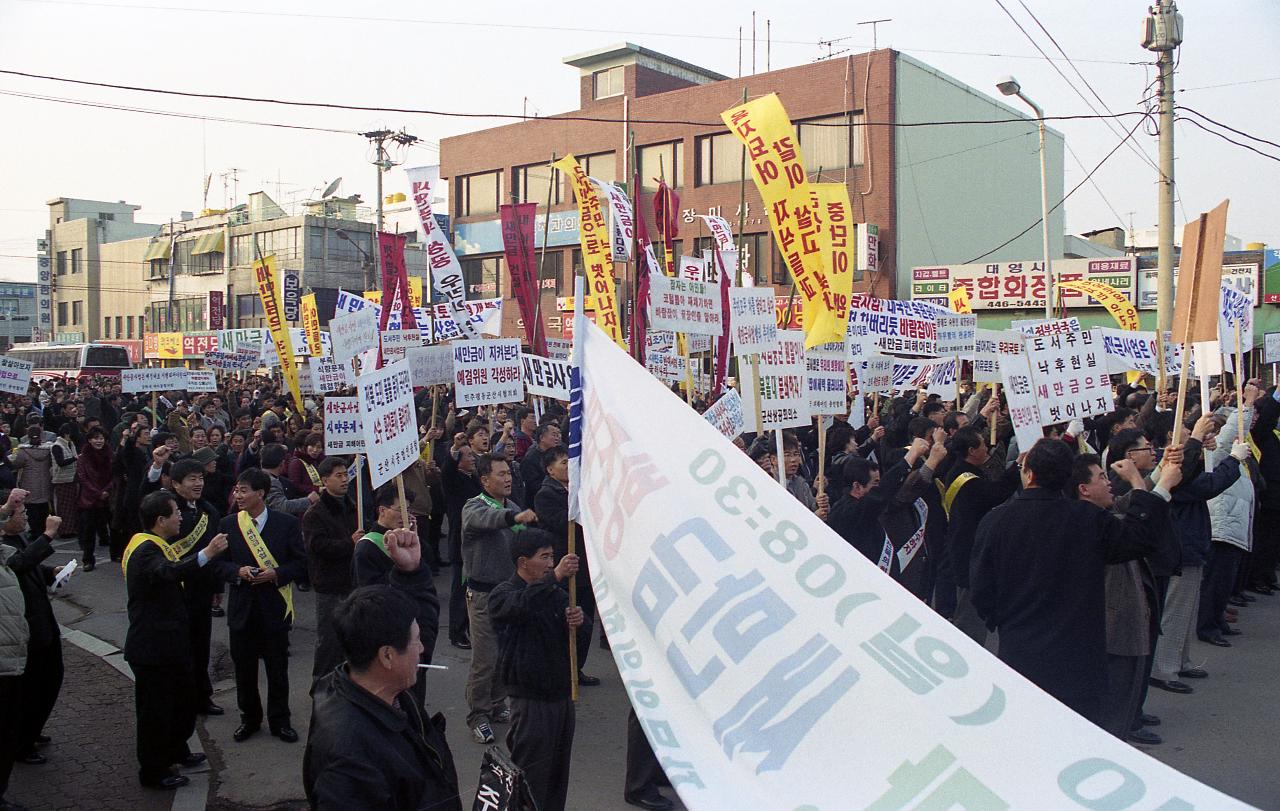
[948,286,973,314]
[364,277,423,307]
[554,154,625,347]
[721,93,841,348]
[253,254,304,412]
[810,183,855,328]
[1055,278,1139,331]
[300,293,322,358]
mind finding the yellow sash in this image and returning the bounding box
[121,532,180,580]
[237,510,294,622]
[169,510,209,559]
[302,460,321,487]
[941,473,978,518]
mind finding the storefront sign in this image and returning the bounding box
[911,257,1136,311]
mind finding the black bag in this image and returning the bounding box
[473,746,538,811]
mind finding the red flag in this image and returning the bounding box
[633,210,653,363]
[653,180,680,277]
[499,203,547,356]
[712,248,732,395]
[377,232,416,332]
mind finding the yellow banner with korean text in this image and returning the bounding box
[1056,278,1139,331]
[721,93,842,348]
[363,277,423,307]
[300,293,322,358]
[554,154,625,347]
[156,333,183,359]
[253,254,304,412]
[810,183,855,328]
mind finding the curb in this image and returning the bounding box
[59,623,209,811]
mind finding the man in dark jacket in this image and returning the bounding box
[1247,389,1280,592]
[123,491,229,789]
[971,439,1177,725]
[489,529,582,811]
[301,456,361,681]
[303,527,461,811]
[441,439,482,649]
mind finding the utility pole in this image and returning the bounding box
[1144,1,1183,339]
[361,128,419,291]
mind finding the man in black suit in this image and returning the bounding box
[209,468,307,744]
[123,491,229,789]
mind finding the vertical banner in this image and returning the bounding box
[253,254,303,411]
[721,93,841,348]
[207,290,225,331]
[591,179,635,261]
[281,268,301,322]
[405,165,477,338]
[500,203,548,355]
[554,154,624,347]
[378,232,417,333]
[811,183,855,327]
[300,293,322,357]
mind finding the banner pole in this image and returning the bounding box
[990,383,1000,448]
[395,474,410,531]
[1171,215,1210,448]
[1236,321,1246,440]
[774,428,786,487]
[816,418,827,502]
[426,386,440,463]
[356,457,365,530]
[954,355,961,411]
[567,518,579,703]
[750,353,764,440]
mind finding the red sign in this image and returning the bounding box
[101,340,143,365]
[500,203,547,356]
[183,334,218,356]
[208,291,225,331]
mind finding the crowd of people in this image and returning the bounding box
[0,367,1276,811]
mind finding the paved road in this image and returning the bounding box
[19,534,1280,810]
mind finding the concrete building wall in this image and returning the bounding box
[893,54,1065,295]
[97,237,152,343]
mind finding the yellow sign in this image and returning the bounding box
[554,154,624,347]
[1056,278,1139,331]
[156,333,183,359]
[253,253,303,412]
[364,277,423,307]
[948,286,973,314]
[300,294,322,357]
[721,93,841,348]
[810,183,855,327]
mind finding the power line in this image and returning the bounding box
[964,114,1148,263]
[1178,76,1280,93]
[1176,105,1280,151]
[1175,117,1280,163]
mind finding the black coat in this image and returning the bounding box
[209,509,307,633]
[350,532,441,666]
[1,532,55,646]
[175,497,222,595]
[301,492,359,595]
[970,488,1166,722]
[303,668,461,811]
[489,572,572,700]
[1253,394,1280,509]
[123,539,202,666]
[943,458,1021,589]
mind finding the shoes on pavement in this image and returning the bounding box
[1138,713,1161,727]
[83,560,95,572]
[140,774,190,790]
[1148,678,1194,694]
[199,701,225,716]
[232,723,260,742]
[1178,668,1208,679]
[492,707,512,724]
[210,606,225,617]
[1197,634,1231,648]
[472,722,495,744]
[16,752,46,765]
[176,753,207,768]
[1228,596,1248,607]
[271,726,299,744]
[1223,627,1242,636]
[624,792,675,811]
[1248,585,1275,596]
[577,671,601,687]
[296,582,310,592]
[1127,727,1163,746]
[450,635,471,650]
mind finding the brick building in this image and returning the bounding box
[440,42,1065,339]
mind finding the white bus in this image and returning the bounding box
[5,342,133,382]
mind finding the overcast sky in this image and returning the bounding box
[0,0,1275,284]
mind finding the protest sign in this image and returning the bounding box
[406,345,454,388]
[848,294,941,356]
[204,348,260,372]
[648,275,724,336]
[521,353,570,401]
[703,388,746,439]
[1025,329,1113,424]
[855,356,894,395]
[453,339,523,407]
[0,356,34,396]
[121,368,188,394]
[1219,282,1253,355]
[310,358,353,394]
[805,342,846,415]
[890,358,957,398]
[573,320,1249,811]
[728,287,778,356]
[330,307,379,365]
[356,360,419,488]
[1096,328,1183,377]
[555,154,623,346]
[301,293,322,357]
[1014,317,1082,338]
[430,298,503,342]
[936,313,976,357]
[849,394,866,429]
[405,165,477,338]
[1265,333,1280,365]
[1172,199,1230,345]
[184,370,217,392]
[972,329,1023,384]
[646,351,687,384]
[996,338,1044,455]
[678,255,707,283]
[297,363,317,396]
[737,329,808,433]
[323,397,365,454]
[687,334,713,354]
[381,329,424,364]
[545,338,572,361]
[254,253,303,411]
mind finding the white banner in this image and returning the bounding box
[646,351,687,384]
[0,356,34,396]
[310,358,354,394]
[430,298,503,342]
[1219,282,1254,356]
[324,396,366,454]
[357,359,419,488]
[261,328,330,366]
[936,313,977,357]
[648,275,724,336]
[521,353,571,401]
[728,287,778,356]
[545,338,572,361]
[591,178,634,261]
[405,165,477,338]
[737,329,808,433]
[381,329,425,364]
[1025,329,1113,424]
[453,339,523,407]
[699,214,736,251]
[891,358,957,397]
[973,329,1023,384]
[184,370,218,392]
[204,348,260,371]
[703,388,746,439]
[805,342,846,416]
[1096,328,1183,377]
[330,307,379,365]
[997,339,1043,451]
[856,356,894,395]
[1266,333,1280,366]
[1015,317,1081,338]
[848,294,942,357]
[406,345,454,388]
[121,368,188,394]
[678,255,708,283]
[574,320,1248,810]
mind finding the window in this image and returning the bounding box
[115,316,123,338]
[231,228,302,266]
[127,315,136,339]
[796,113,865,172]
[534,251,564,297]
[458,171,502,217]
[637,141,683,192]
[237,294,265,328]
[103,316,111,337]
[57,302,67,327]
[72,300,83,326]
[71,248,83,274]
[148,258,169,279]
[84,345,129,368]
[56,252,67,276]
[581,152,616,186]
[516,164,561,205]
[461,257,501,297]
[592,66,624,100]
[696,132,747,186]
[651,239,683,274]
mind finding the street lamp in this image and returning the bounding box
[997,75,1053,320]
[336,229,373,292]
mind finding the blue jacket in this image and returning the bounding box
[1170,437,1242,568]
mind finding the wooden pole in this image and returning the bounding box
[954,356,962,411]
[990,383,1000,448]
[355,457,365,529]
[1236,320,1246,440]
[395,474,410,531]
[567,518,579,702]
[816,418,827,500]
[750,353,764,439]
[1171,215,1210,447]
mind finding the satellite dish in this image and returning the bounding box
[321,177,342,198]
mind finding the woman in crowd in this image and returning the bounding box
[76,426,113,571]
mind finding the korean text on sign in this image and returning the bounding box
[453,339,523,407]
[324,396,366,454]
[357,360,420,488]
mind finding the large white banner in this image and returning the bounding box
[848,294,941,357]
[405,165,478,338]
[0,356,34,396]
[728,287,778,356]
[591,178,635,261]
[324,396,366,454]
[1096,328,1183,377]
[356,360,419,488]
[648,275,724,336]
[453,339,523,407]
[521,353,570,401]
[121,368,188,394]
[574,321,1248,810]
[406,345,454,388]
[430,298,503,341]
[329,307,379,364]
[737,329,808,433]
[804,342,846,416]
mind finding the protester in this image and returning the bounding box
[301,456,360,681]
[11,423,52,538]
[76,426,114,571]
[49,423,78,539]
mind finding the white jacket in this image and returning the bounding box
[1207,407,1256,552]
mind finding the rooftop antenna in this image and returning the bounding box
[201,173,212,210]
[816,36,851,62]
[858,18,892,51]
